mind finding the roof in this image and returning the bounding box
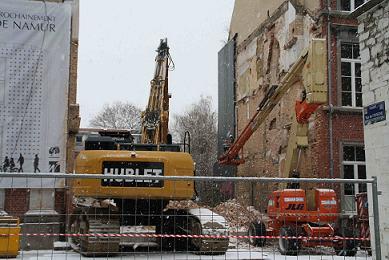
[349,0,386,18]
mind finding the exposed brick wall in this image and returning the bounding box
[312,110,364,179]
[232,1,365,211]
[4,189,29,217]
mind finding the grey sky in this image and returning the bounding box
[77,0,234,127]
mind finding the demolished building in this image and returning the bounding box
[218,0,366,212]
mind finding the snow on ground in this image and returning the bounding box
[6,248,372,260]
[7,199,372,260]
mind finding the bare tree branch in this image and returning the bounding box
[89,101,142,130]
[172,96,218,203]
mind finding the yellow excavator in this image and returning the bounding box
[68,39,229,255]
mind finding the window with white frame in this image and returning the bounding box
[340,0,368,11]
[342,144,366,212]
[341,42,362,107]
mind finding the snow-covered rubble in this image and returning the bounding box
[213,199,267,228]
[166,199,267,230]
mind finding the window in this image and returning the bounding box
[341,42,362,107]
[75,135,83,143]
[340,0,368,11]
[342,144,366,212]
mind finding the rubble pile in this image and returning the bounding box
[165,200,200,210]
[165,199,265,228]
[213,199,265,228]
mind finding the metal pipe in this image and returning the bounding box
[0,172,375,183]
[372,176,382,260]
[326,0,334,178]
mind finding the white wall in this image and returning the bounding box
[358,1,389,258]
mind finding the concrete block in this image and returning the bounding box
[360,47,370,63]
[370,69,381,83]
[378,17,389,30]
[359,40,365,50]
[379,54,389,66]
[20,222,61,250]
[373,7,384,18]
[371,43,383,58]
[362,82,369,92]
[359,31,370,41]
[375,87,388,101]
[377,33,384,43]
[366,37,376,47]
[370,27,377,37]
[362,61,374,71]
[362,91,375,105]
[380,61,389,75]
[361,69,370,85]
[358,22,365,34]
[371,80,388,93]
[21,211,62,250]
[383,73,389,82]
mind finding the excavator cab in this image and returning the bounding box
[84,132,181,152]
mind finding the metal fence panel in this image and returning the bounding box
[0,173,379,259]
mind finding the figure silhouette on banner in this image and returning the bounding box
[9,158,15,171]
[34,154,40,173]
[2,156,9,172]
[17,153,24,172]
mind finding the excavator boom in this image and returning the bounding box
[141,38,172,144]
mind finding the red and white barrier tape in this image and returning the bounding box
[0,233,370,241]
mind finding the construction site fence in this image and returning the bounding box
[0,172,381,260]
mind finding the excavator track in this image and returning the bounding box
[69,203,229,255]
[158,208,229,254]
[189,208,229,254]
[68,206,120,256]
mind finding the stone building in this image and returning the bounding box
[352,0,389,257]
[0,0,80,250]
[219,0,367,212]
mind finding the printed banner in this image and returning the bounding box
[0,0,71,174]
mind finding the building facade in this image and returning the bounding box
[219,0,367,212]
[0,0,80,250]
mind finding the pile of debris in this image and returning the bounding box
[165,199,266,228]
[165,200,200,210]
[213,199,265,228]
